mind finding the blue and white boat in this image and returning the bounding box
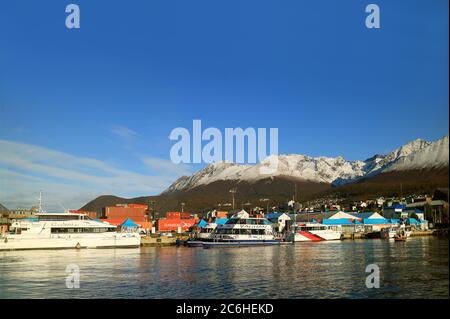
[202,212,280,248]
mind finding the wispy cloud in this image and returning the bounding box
[142,157,193,177]
[110,125,140,141]
[0,139,186,212]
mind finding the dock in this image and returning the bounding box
[410,230,435,237]
[140,235,177,246]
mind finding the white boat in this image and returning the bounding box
[286,223,342,242]
[0,212,141,251]
[196,223,218,240]
[381,225,412,240]
[202,216,280,248]
[186,223,218,247]
[381,227,398,239]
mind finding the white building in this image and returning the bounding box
[266,213,291,232]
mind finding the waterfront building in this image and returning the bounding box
[266,213,291,232]
[8,206,40,219]
[214,218,229,225]
[406,200,448,224]
[384,204,425,220]
[118,218,140,232]
[0,203,9,233]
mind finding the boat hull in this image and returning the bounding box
[293,231,342,242]
[0,233,141,251]
[202,240,281,248]
[186,240,205,247]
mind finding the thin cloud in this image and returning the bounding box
[110,125,140,140]
[0,139,183,211]
[142,157,193,176]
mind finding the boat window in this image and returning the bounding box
[250,229,265,235]
[39,215,80,221]
[50,227,110,233]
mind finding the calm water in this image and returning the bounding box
[0,237,448,299]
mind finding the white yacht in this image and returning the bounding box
[286,222,342,242]
[202,216,280,248]
[0,212,141,251]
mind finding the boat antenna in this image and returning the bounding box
[59,203,68,212]
[38,191,43,213]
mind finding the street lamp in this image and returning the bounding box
[229,188,237,211]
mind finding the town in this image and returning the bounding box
[1,187,448,247]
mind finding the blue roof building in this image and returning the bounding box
[214,218,228,225]
[120,218,139,228]
[197,219,208,228]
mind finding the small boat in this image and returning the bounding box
[381,227,398,239]
[393,228,409,242]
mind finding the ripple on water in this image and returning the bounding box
[0,237,448,299]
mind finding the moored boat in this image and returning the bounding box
[381,227,398,239]
[0,212,141,251]
[286,222,342,242]
[202,215,280,248]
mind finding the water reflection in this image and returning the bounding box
[0,237,448,299]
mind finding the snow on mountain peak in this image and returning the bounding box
[385,135,448,172]
[162,135,449,193]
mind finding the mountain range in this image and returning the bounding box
[81,135,449,214]
[164,135,448,192]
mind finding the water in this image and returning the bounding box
[0,237,448,299]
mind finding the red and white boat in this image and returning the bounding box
[287,223,342,242]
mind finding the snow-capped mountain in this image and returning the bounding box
[163,135,449,194]
[384,135,448,172]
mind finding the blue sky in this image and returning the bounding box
[0,0,448,211]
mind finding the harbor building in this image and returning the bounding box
[383,204,425,220]
[266,213,291,232]
[0,203,9,233]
